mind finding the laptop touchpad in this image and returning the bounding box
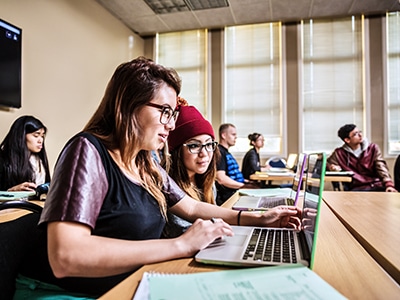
[226,234,247,246]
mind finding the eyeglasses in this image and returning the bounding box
[146,103,180,125]
[350,130,362,138]
[183,141,218,154]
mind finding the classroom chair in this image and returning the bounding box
[0,201,43,300]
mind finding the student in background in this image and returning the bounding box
[216,123,258,205]
[242,132,268,180]
[327,124,397,192]
[15,57,301,299]
[0,115,50,191]
[165,101,219,237]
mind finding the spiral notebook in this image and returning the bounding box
[133,264,345,300]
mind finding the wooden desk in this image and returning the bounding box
[250,172,352,183]
[250,171,294,182]
[0,200,44,222]
[323,191,400,284]
[99,194,400,299]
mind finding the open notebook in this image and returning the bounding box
[195,152,326,268]
[232,153,307,210]
[0,191,36,201]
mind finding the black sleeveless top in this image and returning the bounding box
[21,132,185,297]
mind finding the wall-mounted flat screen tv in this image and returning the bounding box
[0,19,22,109]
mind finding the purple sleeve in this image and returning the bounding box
[39,136,108,229]
[158,164,186,206]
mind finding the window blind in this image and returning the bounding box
[386,12,400,154]
[224,23,282,155]
[301,17,364,153]
[156,30,208,116]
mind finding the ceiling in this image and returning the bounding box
[96,0,400,37]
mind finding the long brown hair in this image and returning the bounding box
[83,57,181,218]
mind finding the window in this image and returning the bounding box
[224,23,283,155]
[155,30,208,116]
[386,12,400,154]
[301,17,364,153]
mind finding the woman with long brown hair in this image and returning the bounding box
[15,57,301,299]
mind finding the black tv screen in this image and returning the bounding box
[0,19,22,109]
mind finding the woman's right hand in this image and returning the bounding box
[176,218,234,257]
[8,182,37,192]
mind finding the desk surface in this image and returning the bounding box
[250,172,352,183]
[0,200,44,222]
[323,191,400,284]
[99,193,400,300]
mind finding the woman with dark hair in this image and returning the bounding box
[0,115,50,191]
[15,57,301,299]
[167,99,219,205]
[241,132,267,180]
[164,100,220,237]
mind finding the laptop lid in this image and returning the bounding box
[195,152,326,268]
[302,152,326,269]
[289,153,307,205]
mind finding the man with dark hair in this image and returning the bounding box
[215,123,258,205]
[327,124,397,192]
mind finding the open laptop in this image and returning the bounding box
[195,152,326,268]
[232,153,307,210]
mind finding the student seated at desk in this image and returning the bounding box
[0,115,51,192]
[14,57,301,299]
[216,124,259,205]
[327,124,397,192]
[164,100,219,237]
[241,132,268,180]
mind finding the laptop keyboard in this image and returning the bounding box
[258,197,294,208]
[242,228,297,263]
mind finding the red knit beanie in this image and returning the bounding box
[168,105,215,151]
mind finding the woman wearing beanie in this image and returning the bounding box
[164,102,220,237]
[242,132,267,180]
[167,102,219,204]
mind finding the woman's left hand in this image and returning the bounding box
[258,206,302,229]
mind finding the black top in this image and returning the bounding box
[21,132,185,297]
[241,148,261,180]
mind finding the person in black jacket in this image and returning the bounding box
[242,132,267,180]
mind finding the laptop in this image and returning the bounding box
[232,153,307,210]
[195,152,326,268]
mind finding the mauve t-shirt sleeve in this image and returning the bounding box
[39,136,108,229]
[158,165,186,207]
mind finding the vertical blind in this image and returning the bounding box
[156,30,208,116]
[301,17,364,153]
[224,23,282,154]
[386,12,400,154]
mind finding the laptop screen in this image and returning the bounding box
[289,153,307,203]
[302,152,326,269]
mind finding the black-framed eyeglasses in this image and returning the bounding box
[183,141,218,154]
[146,103,180,125]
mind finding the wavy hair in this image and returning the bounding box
[83,57,181,218]
[0,115,50,189]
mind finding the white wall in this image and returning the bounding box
[0,0,144,171]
